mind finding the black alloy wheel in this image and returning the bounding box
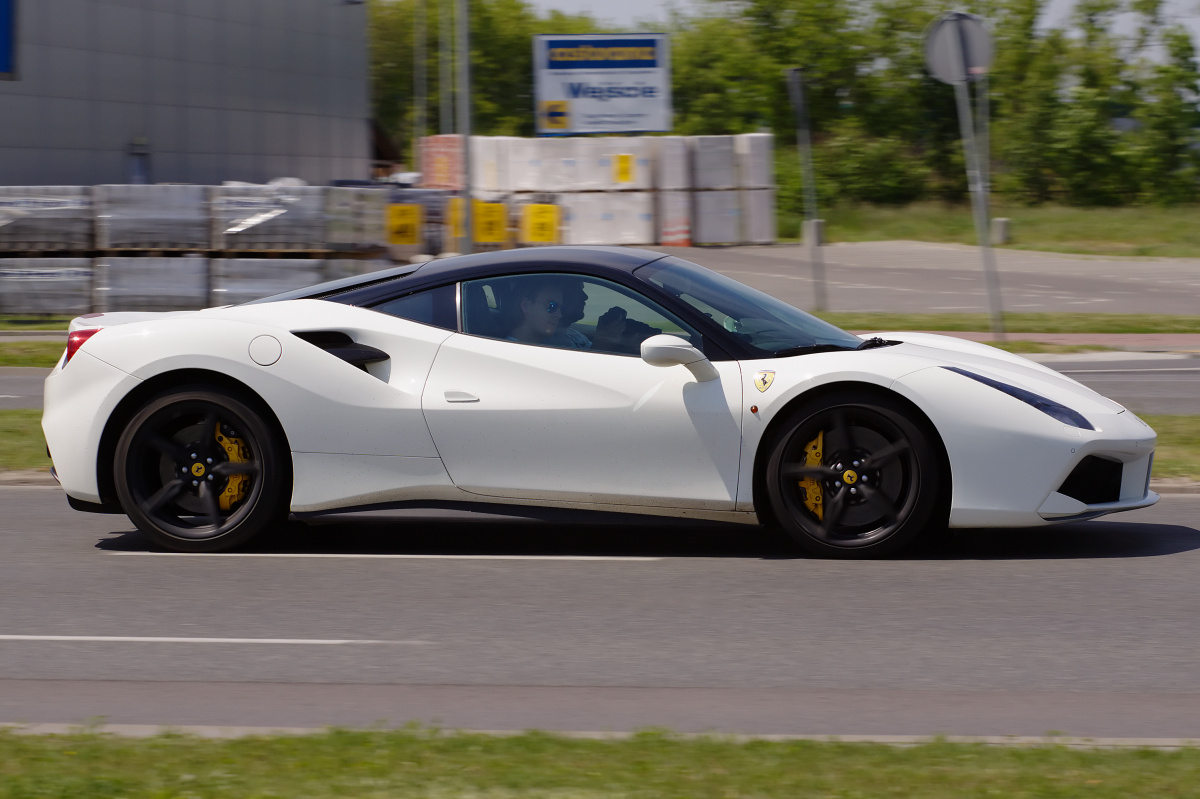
[765,392,943,558]
[114,387,288,552]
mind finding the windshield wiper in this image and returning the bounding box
[772,343,857,357]
[856,337,897,350]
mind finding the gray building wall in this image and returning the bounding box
[0,0,370,186]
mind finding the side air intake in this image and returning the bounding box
[291,331,389,372]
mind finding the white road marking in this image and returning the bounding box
[0,635,430,645]
[110,552,662,561]
[0,395,19,399]
[1060,367,1200,374]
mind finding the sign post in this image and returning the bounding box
[784,68,827,313]
[925,12,1005,340]
[456,0,472,254]
[1,0,15,80]
[533,33,671,135]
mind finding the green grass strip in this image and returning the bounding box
[0,341,62,368]
[1143,415,1200,480]
[0,314,73,331]
[1,729,1200,797]
[0,410,49,471]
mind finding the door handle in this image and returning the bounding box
[444,390,479,403]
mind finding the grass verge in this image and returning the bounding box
[0,342,63,368]
[781,202,1200,258]
[818,312,1200,334]
[2,729,1200,797]
[0,410,49,471]
[0,314,73,331]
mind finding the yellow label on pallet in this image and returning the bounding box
[613,153,635,184]
[446,197,465,240]
[386,204,423,246]
[520,204,560,244]
[473,202,508,243]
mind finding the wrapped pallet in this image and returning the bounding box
[692,191,741,245]
[736,133,775,189]
[657,190,692,246]
[419,134,464,190]
[470,136,500,193]
[599,137,653,191]
[211,259,330,306]
[0,258,94,314]
[573,138,610,191]
[740,189,777,244]
[96,257,209,312]
[654,137,691,191]
[606,192,655,245]
[0,187,93,251]
[539,137,580,193]
[561,193,607,246]
[691,136,738,190]
[508,138,544,193]
[213,185,327,251]
[94,185,211,250]
[326,187,387,250]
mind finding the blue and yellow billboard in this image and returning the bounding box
[534,33,671,135]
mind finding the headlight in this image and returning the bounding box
[942,366,1094,430]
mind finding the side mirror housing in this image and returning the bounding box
[640,334,719,382]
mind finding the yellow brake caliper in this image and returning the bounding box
[214,423,250,511]
[797,431,824,521]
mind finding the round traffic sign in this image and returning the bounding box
[924,12,993,85]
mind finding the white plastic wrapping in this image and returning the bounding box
[211,259,331,305]
[657,190,692,246]
[561,193,607,245]
[94,185,212,250]
[736,133,775,189]
[326,188,387,250]
[607,192,655,244]
[692,190,741,244]
[691,136,738,190]
[654,137,691,191]
[508,138,544,193]
[740,188,777,244]
[95,257,209,312]
[213,185,327,250]
[0,187,94,251]
[598,137,653,191]
[0,258,94,313]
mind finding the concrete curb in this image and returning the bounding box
[0,723,1197,748]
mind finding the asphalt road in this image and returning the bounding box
[2,485,1199,737]
[677,242,1200,315]
[5,355,1197,415]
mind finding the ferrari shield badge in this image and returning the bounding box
[753,370,775,393]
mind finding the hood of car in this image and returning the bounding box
[873,332,1125,416]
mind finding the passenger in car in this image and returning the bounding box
[506,283,566,346]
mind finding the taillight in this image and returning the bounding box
[65,329,101,366]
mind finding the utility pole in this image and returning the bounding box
[413,0,427,173]
[456,0,472,254]
[784,68,827,312]
[440,0,453,135]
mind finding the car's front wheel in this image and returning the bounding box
[114,387,288,552]
[765,392,943,558]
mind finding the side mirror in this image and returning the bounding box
[640,334,719,382]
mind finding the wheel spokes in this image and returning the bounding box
[782,463,838,481]
[141,479,184,515]
[198,481,223,530]
[146,435,185,460]
[858,483,899,525]
[832,409,856,451]
[865,439,911,467]
[823,486,849,531]
[212,460,260,477]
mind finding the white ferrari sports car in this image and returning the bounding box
[43,246,1158,557]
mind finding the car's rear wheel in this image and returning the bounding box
[114,387,288,552]
[765,392,942,558]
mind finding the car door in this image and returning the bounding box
[421,272,743,509]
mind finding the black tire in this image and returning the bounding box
[765,391,943,558]
[114,386,288,552]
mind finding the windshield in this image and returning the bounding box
[636,256,863,356]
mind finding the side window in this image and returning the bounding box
[461,273,701,355]
[370,283,457,331]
